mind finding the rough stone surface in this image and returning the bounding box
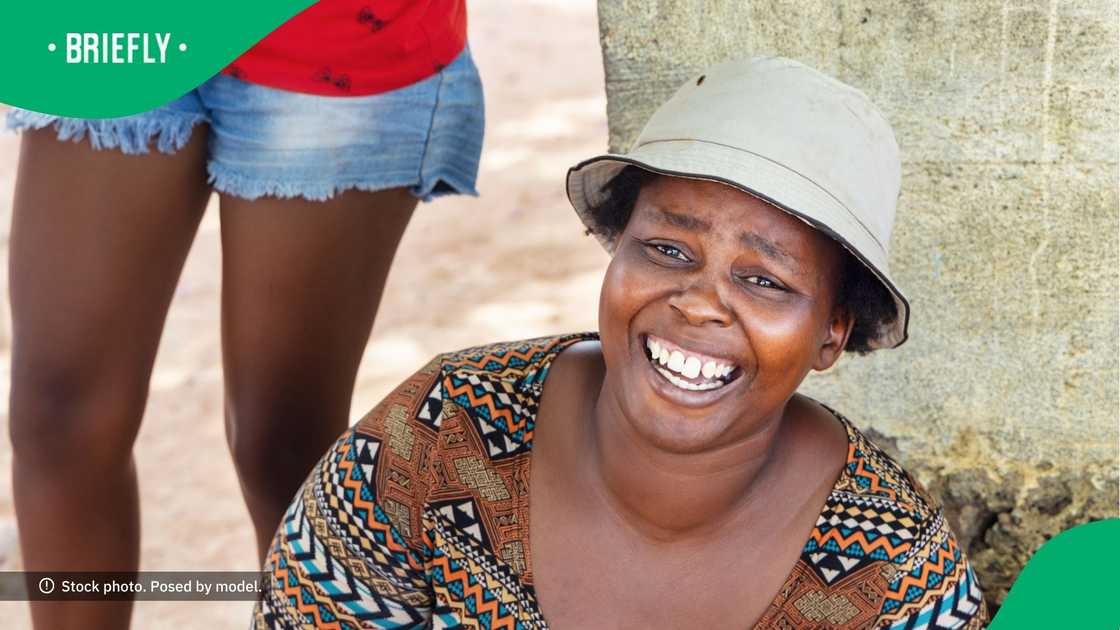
[598,0,1119,608]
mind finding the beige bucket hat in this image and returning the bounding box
[567,56,909,349]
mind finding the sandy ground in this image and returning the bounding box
[0,1,608,626]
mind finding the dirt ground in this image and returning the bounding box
[0,1,608,626]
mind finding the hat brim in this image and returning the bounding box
[566,140,910,350]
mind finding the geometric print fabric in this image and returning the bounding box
[254,333,988,629]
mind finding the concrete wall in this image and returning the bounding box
[597,0,1118,607]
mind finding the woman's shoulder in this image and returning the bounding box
[352,332,598,460]
[824,406,940,515]
[336,334,597,574]
[805,405,989,627]
[437,332,599,381]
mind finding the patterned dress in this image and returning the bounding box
[253,333,988,629]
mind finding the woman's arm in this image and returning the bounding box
[253,358,445,629]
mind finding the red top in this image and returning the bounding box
[223,0,467,96]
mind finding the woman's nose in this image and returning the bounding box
[667,280,733,327]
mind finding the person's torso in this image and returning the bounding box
[392,334,981,629]
[223,0,467,95]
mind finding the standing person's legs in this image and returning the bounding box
[8,124,211,629]
[201,44,483,560]
[218,189,417,559]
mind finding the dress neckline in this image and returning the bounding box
[509,332,862,628]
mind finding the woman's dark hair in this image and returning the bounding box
[585,166,898,354]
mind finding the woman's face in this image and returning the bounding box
[598,175,853,454]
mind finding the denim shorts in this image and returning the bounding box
[5,46,484,202]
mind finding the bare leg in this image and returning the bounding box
[219,188,417,560]
[8,127,210,629]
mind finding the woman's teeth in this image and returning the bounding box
[645,336,736,391]
[657,367,723,391]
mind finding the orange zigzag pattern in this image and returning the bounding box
[847,444,898,500]
[444,339,564,376]
[810,523,912,560]
[444,378,531,435]
[334,438,425,573]
[270,547,350,630]
[430,551,518,630]
[885,535,962,605]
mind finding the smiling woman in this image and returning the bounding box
[253,57,988,630]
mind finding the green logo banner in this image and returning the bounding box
[989,518,1119,629]
[0,0,315,118]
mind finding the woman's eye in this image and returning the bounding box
[743,275,783,290]
[650,243,689,262]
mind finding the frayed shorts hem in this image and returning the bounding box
[206,164,480,203]
[5,108,206,155]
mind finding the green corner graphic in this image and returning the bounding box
[0,0,315,117]
[988,518,1119,629]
